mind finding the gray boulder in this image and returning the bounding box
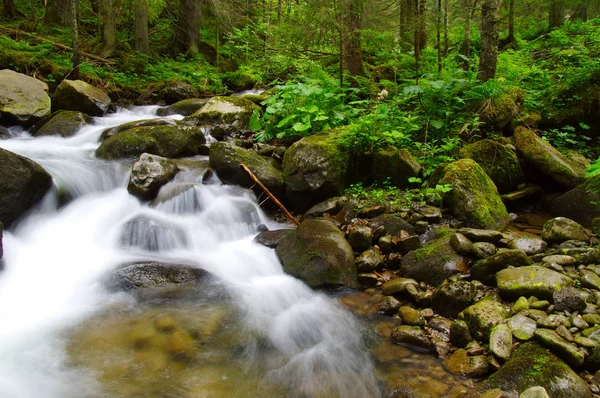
[157,81,199,105]
[108,261,207,291]
[52,79,111,117]
[32,110,92,137]
[156,98,208,117]
[127,153,179,200]
[0,148,53,227]
[184,96,259,140]
[431,280,477,318]
[496,265,573,301]
[541,217,589,244]
[545,176,600,226]
[0,69,51,126]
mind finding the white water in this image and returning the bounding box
[0,107,379,398]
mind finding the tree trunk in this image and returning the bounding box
[342,0,364,78]
[507,0,515,42]
[135,0,149,53]
[3,0,15,18]
[399,0,413,45]
[549,0,564,29]
[437,0,442,72]
[443,0,449,55]
[414,0,427,81]
[71,0,80,80]
[100,0,117,57]
[477,0,501,82]
[45,0,72,25]
[462,0,473,70]
[277,0,282,20]
[175,0,203,53]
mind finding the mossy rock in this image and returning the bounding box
[157,81,199,105]
[478,342,590,397]
[156,98,209,117]
[184,96,259,140]
[546,178,600,226]
[438,159,508,229]
[460,299,508,340]
[95,123,206,160]
[52,79,111,117]
[459,139,524,194]
[240,93,270,106]
[127,153,179,201]
[470,249,533,285]
[399,236,469,287]
[275,219,357,288]
[0,69,51,126]
[371,148,422,188]
[513,126,586,190]
[541,217,589,244]
[32,110,92,137]
[223,70,262,92]
[496,265,573,301]
[108,261,207,291]
[0,147,53,227]
[476,87,524,132]
[208,141,284,195]
[431,280,477,318]
[282,133,352,212]
[100,118,179,141]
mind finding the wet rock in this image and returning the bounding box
[553,287,586,312]
[0,69,51,126]
[431,280,476,318]
[385,252,403,270]
[0,148,53,227]
[443,349,489,378]
[127,153,179,200]
[471,250,533,285]
[355,248,383,272]
[357,205,386,218]
[301,196,348,221]
[511,296,530,314]
[184,96,259,140]
[458,228,504,243]
[460,299,508,340]
[399,306,425,326]
[156,98,208,116]
[120,216,188,252]
[108,261,207,290]
[508,314,537,341]
[541,217,589,244]
[450,232,472,256]
[490,324,513,361]
[428,318,452,336]
[378,236,394,254]
[507,236,547,256]
[157,82,199,105]
[381,277,418,296]
[347,224,373,252]
[253,229,293,248]
[370,214,416,236]
[416,205,442,223]
[52,79,111,117]
[542,254,575,265]
[497,266,573,301]
[438,159,508,229]
[520,386,550,398]
[394,235,420,254]
[534,329,585,367]
[391,325,432,351]
[358,273,379,286]
[450,320,473,348]
[556,325,574,342]
[32,110,92,137]
[471,242,497,259]
[100,118,179,141]
[275,219,357,288]
[478,342,591,398]
[378,296,401,314]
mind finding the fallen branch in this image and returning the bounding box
[0,26,115,65]
[240,164,299,226]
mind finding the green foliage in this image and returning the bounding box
[345,179,401,207]
[405,177,453,206]
[542,123,592,156]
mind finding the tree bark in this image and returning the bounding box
[342,0,364,78]
[3,0,15,18]
[175,0,203,53]
[100,0,117,57]
[549,0,564,29]
[507,0,515,42]
[462,0,473,70]
[135,0,149,53]
[414,0,427,81]
[437,0,442,72]
[71,0,80,79]
[443,0,449,55]
[477,0,501,82]
[45,0,72,25]
[399,0,413,45]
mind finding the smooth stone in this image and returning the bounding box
[443,349,489,378]
[431,279,477,318]
[582,313,600,325]
[450,320,473,348]
[541,217,589,244]
[511,296,530,315]
[471,242,497,259]
[507,237,547,256]
[508,314,537,340]
[542,255,576,265]
[534,329,585,367]
[416,205,442,222]
[489,324,513,361]
[581,270,600,291]
[497,266,573,301]
[378,296,401,314]
[399,306,425,326]
[458,228,504,243]
[355,248,383,272]
[347,224,373,252]
[471,250,533,285]
[556,325,574,342]
[520,386,550,398]
[460,300,508,340]
[450,232,472,256]
[574,336,597,348]
[391,325,432,351]
[381,278,418,296]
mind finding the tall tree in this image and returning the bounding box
[135,0,149,53]
[100,0,117,57]
[477,0,501,81]
[443,0,449,55]
[3,0,15,18]
[549,0,565,28]
[45,0,72,25]
[507,0,515,43]
[71,0,80,79]
[414,0,427,80]
[437,0,442,72]
[341,0,364,78]
[175,0,203,53]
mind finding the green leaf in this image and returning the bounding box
[430,120,444,129]
[314,115,329,121]
[292,122,311,132]
[277,116,295,128]
[248,109,263,131]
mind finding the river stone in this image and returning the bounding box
[157,98,208,117]
[355,248,383,272]
[399,236,469,287]
[0,147,53,227]
[0,69,51,126]
[370,214,415,235]
[546,175,600,226]
[541,217,589,244]
[32,110,92,137]
[184,96,259,140]
[108,261,207,291]
[490,324,513,361]
[381,277,418,295]
[347,224,373,252]
[96,123,206,160]
[281,133,352,212]
[459,139,524,194]
[520,386,550,398]
[443,349,489,378]
[208,141,283,195]
[416,205,442,223]
[478,342,591,398]
[253,229,294,248]
[470,250,533,285]
[157,82,199,105]
[507,236,547,256]
[370,148,422,188]
[431,280,476,318]
[100,118,179,141]
[275,219,357,288]
[399,306,425,326]
[450,232,473,255]
[496,266,573,301]
[450,320,473,348]
[378,296,401,314]
[534,329,585,367]
[391,325,432,351]
[127,153,179,200]
[513,126,586,189]
[460,299,508,340]
[580,270,600,291]
[471,242,497,259]
[457,228,504,243]
[508,314,537,340]
[438,159,508,228]
[553,287,586,312]
[52,79,111,117]
[301,196,348,221]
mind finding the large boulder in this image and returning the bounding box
[32,110,92,137]
[127,153,179,200]
[275,219,357,288]
[100,118,179,141]
[370,148,422,188]
[459,299,508,340]
[52,79,111,117]
[545,176,600,225]
[400,236,469,287]
[156,98,208,117]
[541,217,589,244]
[184,96,259,140]
[496,265,573,301]
[513,126,586,189]
[459,139,524,193]
[0,148,53,227]
[282,133,351,211]
[0,69,51,126]
[95,123,206,160]
[470,249,533,285]
[208,141,284,195]
[438,159,508,228]
[431,280,477,318]
[478,342,591,398]
[108,261,207,291]
[157,81,199,105]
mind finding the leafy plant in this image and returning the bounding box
[542,123,592,157]
[405,177,453,206]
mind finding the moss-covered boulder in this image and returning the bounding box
[478,342,591,398]
[157,81,199,105]
[282,133,352,211]
[541,217,590,244]
[208,141,284,195]
[546,175,600,226]
[95,123,206,160]
[399,236,469,287]
[496,266,573,301]
[371,148,422,188]
[459,299,508,340]
[0,147,53,227]
[184,96,259,140]
[32,110,92,137]
[0,69,51,126]
[108,261,207,291]
[438,159,508,228]
[100,118,179,141]
[431,280,477,318]
[513,126,586,189]
[443,349,489,378]
[52,79,111,117]
[459,139,524,193]
[156,98,208,117]
[476,87,524,132]
[470,249,533,285]
[127,153,179,201]
[275,219,357,288]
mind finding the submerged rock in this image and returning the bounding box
[108,261,207,291]
[52,79,111,117]
[391,325,432,351]
[0,69,51,126]
[120,215,188,252]
[32,110,92,137]
[127,153,179,201]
